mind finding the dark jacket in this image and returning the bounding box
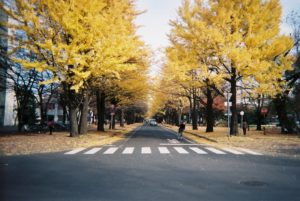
[179,123,185,131]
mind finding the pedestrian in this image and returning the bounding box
[242,120,248,135]
[178,121,186,140]
[47,118,54,135]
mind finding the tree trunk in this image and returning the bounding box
[120,108,125,127]
[256,97,262,130]
[67,85,79,137]
[112,114,116,129]
[188,97,192,124]
[62,105,67,124]
[171,110,175,125]
[274,94,293,133]
[69,106,79,137]
[39,92,45,124]
[79,91,89,134]
[230,68,238,135]
[166,109,170,124]
[256,110,262,130]
[178,109,182,126]
[96,90,105,131]
[17,107,23,132]
[206,86,214,132]
[192,88,198,130]
[16,88,28,132]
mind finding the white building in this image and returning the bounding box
[0,1,18,127]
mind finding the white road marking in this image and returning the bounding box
[64,146,262,156]
[174,147,189,154]
[84,148,102,155]
[159,143,201,146]
[167,139,180,144]
[189,147,207,154]
[64,148,86,155]
[122,147,134,154]
[158,147,170,154]
[103,147,119,154]
[141,147,151,154]
[205,147,226,154]
[237,148,262,155]
[221,147,244,155]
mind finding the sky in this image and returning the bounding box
[135,0,300,74]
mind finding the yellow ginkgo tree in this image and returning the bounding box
[166,0,294,135]
[0,0,149,136]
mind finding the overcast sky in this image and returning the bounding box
[135,0,300,74]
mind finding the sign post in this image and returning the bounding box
[260,108,268,125]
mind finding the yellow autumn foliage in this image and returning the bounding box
[1,0,148,92]
[150,0,294,117]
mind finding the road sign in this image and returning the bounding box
[224,102,232,107]
[261,108,268,115]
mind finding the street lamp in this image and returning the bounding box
[226,92,232,136]
[240,111,244,128]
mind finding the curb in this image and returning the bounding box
[184,131,218,143]
[162,124,218,143]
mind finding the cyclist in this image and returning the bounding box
[178,121,186,140]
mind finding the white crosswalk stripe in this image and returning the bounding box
[237,148,262,155]
[174,147,189,154]
[84,148,102,155]
[103,147,118,154]
[64,148,86,155]
[189,147,207,154]
[141,147,151,154]
[158,147,170,154]
[122,147,134,154]
[221,147,244,155]
[205,147,226,154]
[64,146,263,156]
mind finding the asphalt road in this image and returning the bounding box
[1,125,300,201]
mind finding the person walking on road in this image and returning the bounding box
[242,120,248,135]
[178,121,186,140]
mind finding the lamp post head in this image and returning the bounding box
[240,111,244,116]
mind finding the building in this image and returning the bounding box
[0,1,17,127]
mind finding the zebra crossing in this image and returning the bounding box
[64,146,262,156]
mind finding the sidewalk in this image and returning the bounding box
[163,124,300,158]
[0,123,141,156]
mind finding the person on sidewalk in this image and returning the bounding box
[47,118,54,135]
[242,120,248,135]
[178,121,186,140]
